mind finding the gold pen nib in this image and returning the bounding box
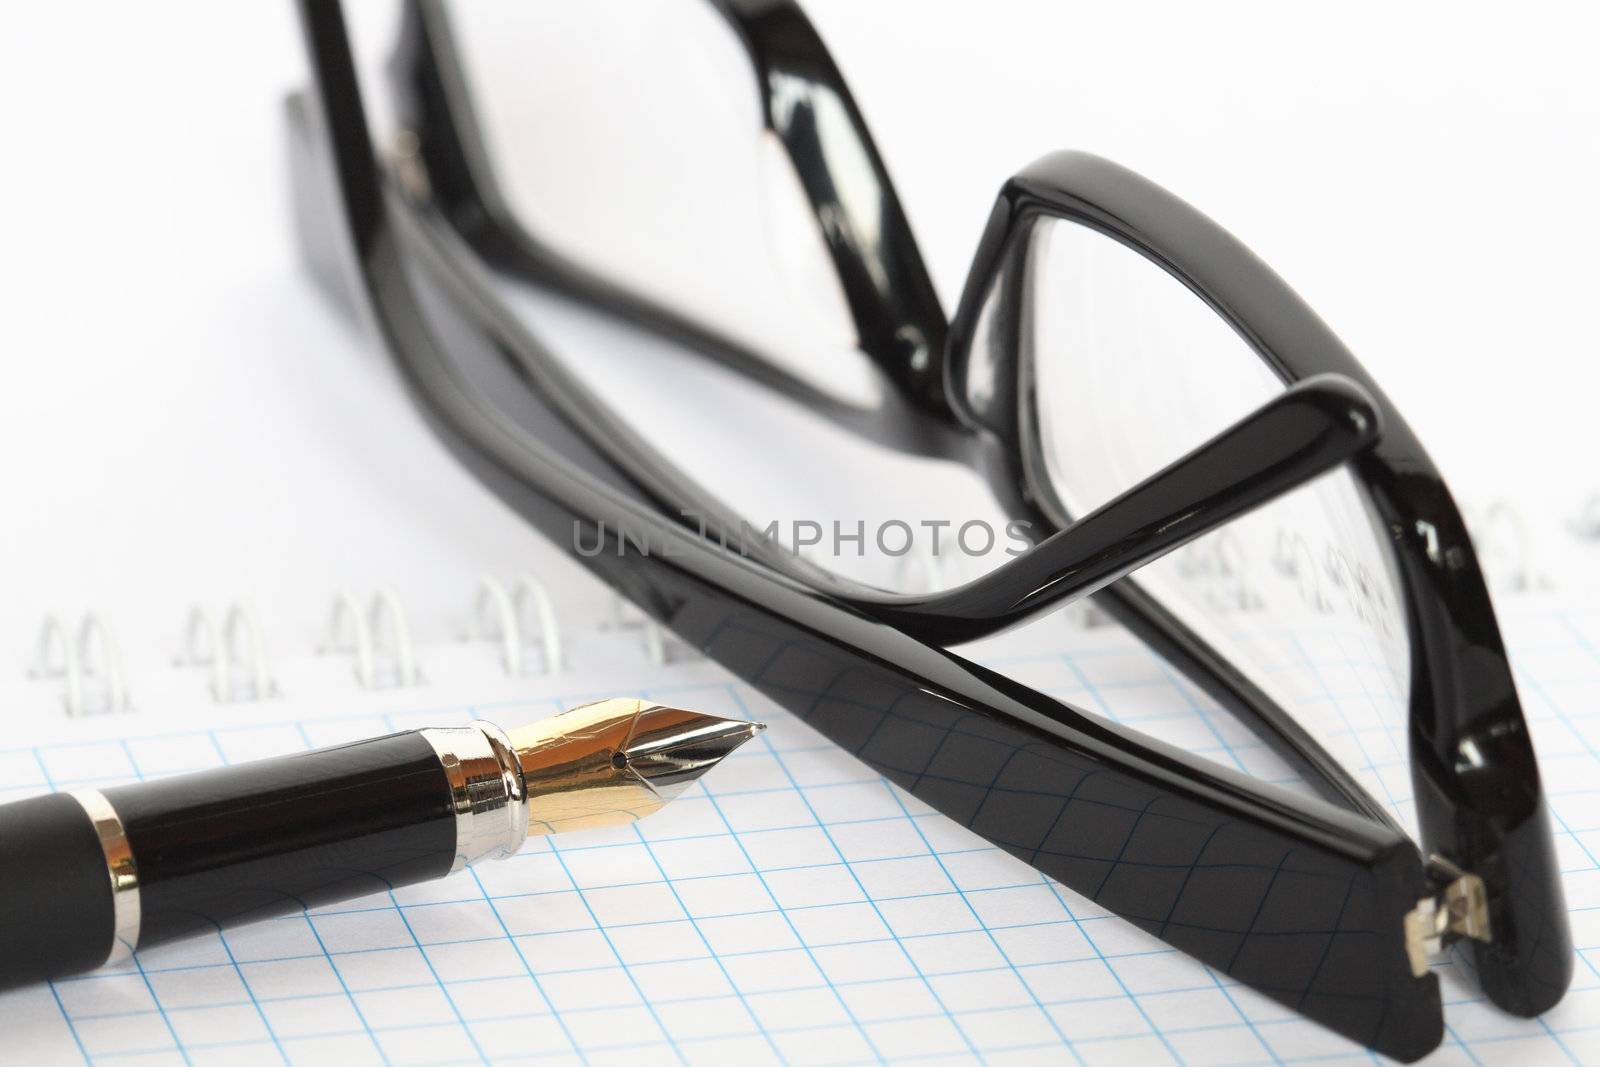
[507,698,764,837]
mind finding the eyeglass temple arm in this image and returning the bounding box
[392,0,964,450]
[861,373,1381,643]
[710,0,951,413]
[392,2,823,402]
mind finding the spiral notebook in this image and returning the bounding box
[1,565,1597,1067]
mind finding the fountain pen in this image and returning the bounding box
[0,698,762,991]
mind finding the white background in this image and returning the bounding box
[1,1,1596,672]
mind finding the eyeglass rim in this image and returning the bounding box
[394,1,1569,1012]
[944,148,1571,1019]
[390,0,961,449]
[296,0,1568,1047]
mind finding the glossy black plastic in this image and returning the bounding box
[0,793,115,990]
[382,2,1384,676]
[944,152,1571,1017]
[864,373,1380,644]
[294,0,1568,1049]
[378,0,1397,810]
[390,0,954,433]
[295,6,1449,1057]
[385,3,1572,1019]
[400,1,1573,1020]
[105,732,455,948]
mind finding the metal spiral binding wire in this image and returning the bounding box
[179,607,225,697]
[607,595,704,666]
[1269,530,1330,614]
[1570,492,1600,540]
[1213,530,1264,612]
[1175,531,1266,615]
[30,613,130,717]
[323,589,422,689]
[611,596,668,666]
[176,604,278,703]
[472,575,564,676]
[473,579,519,675]
[1466,500,1549,594]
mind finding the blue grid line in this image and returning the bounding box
[1514,661,1600,971]
[93,991,1542,1067]
[1542,620,1600,772]
[870,775,1089,1067]
[290,719,394,1066]
[1528,615,1600,1067]
[692,727,890,1063]
[0,754,1324,803]
[92,997,1572,1067]
[49,867,1091,948]
[6,675,1422,759]
[615,709,787,1064]
[112,736,193,1067]
[1140,657,1295,1065]
[28,746,92,1067]
[9,612,1600,1065]
[726,686,986,1061]
[81,991,1465,1062]
[59,910,1184,990]
[56,997,1600,1062]
[1150,658,1253,775]
[541,811,691,1064]
[1051,652,1205,1066]
[61,956,1242,1026]
[1328,629,1408,768]
[200,728,292,1067]
[10,630,1584,756]
[460,864,589,1066]
[1283,631,1403,815]
[68,1028,1562,1067]
[374,715,491,1067]
[124,926,191,1065]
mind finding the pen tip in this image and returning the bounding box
[509,698,766,838]
[622,704,763,799]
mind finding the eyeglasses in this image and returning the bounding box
[290,1,1571,1057]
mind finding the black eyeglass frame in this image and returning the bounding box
[387,0,1571,1020]
[946,151,1573,1022]
[289,0,1571,1058]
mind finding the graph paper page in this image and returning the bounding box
[1,606,1595,1067]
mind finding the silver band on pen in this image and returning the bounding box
[420,722,529,870]
[69,789,140,965]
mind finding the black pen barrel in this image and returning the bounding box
[0,702,749,992]
[107,731,457,949]
[0,793,118,988]
[0,730,469,991]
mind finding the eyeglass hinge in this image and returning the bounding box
[388,129,431,203]
[1404,854,1491,977]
